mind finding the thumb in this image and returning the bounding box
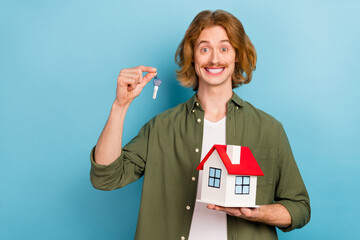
[240,208,252,217]
[142,72,158,86]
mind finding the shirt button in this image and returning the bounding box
[181,236,185,240]
[195,148,199,152]
[196,102,199,106]
[197,118,201,123]
[236,106,239,109]
[192,177,196,181]
[192,109,195,113]
[186,206,190,210]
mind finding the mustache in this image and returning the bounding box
[201,64,228,68]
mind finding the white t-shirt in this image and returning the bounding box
[188,117,227,240]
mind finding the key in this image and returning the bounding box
[152,75,162,99]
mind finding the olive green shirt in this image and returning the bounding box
[90,92,310,240]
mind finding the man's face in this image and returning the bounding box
[193,25,236,90]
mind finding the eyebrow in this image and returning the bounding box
[197,40,231,47]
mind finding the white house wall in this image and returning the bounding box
[200,152,228,206]
[224,175,258,207]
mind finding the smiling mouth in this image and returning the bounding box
[205,67,225,74]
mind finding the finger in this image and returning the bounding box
[136,65,157,74]
[227,208,242,217]
[117,69,142,86]
[213,206,242,217]
[119,72,139,80]
[207,204,216,210]
[214,205,226,211]
[119,72,141,84]
[120,66,156,74]
[137,66,157,85]
[121,78,137,90]
[118,68,138,75]
[142,72,158,85]
[120,66,157,85]
[212,205,231,213]
[240,207,251,215]
[239,207,258,218]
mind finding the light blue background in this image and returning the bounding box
[1,0,359,239]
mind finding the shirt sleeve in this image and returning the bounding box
[274,124,311,232]
[90,121,151,191]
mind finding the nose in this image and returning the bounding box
[209,50,221,64]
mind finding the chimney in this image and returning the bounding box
[226,145,241,164]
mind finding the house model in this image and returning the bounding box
[196,144,264,208]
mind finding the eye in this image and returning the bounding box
[221,47,228,52]
[201,48,209,53]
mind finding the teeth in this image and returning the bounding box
[206,68,224,73]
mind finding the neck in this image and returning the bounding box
[197,85,233,122]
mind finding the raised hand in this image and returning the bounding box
[114,65,157,107]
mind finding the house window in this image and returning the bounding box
[235,176,250,194]
[208,167,221,188]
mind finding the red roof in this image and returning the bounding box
[196,145,264,176]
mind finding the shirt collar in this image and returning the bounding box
[230,91,245,107]
[186,91,245,113]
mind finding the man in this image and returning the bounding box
[90,10,310,240]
